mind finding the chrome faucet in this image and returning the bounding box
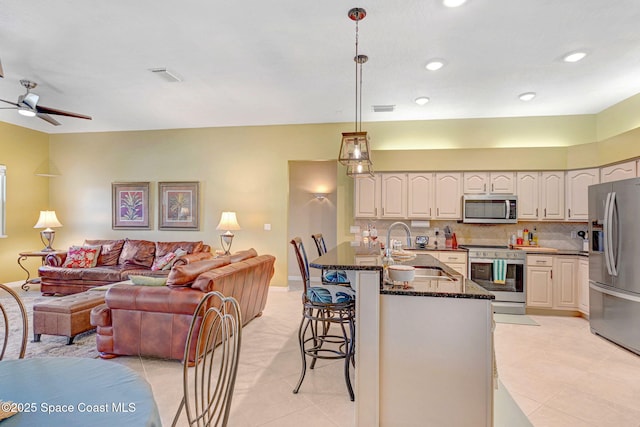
[386,221,412,256]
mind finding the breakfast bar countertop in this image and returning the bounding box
[310,242,494,300]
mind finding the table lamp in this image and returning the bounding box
[216,211,241,255]
[33,210,63,252]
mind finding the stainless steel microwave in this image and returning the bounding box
[462,194,518,224]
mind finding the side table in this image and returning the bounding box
[17,250,66,291]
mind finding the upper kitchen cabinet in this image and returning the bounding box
[380,173,407,218]
[434,172,463,219]
[566,168,599,221]
[600,161,636,183]
[516,172,539,220]
[463,172,515,194]
[540,172,565,220]
[354,174,380,218]
[516,171,564,220]
[407,173,435,218]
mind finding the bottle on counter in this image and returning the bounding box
[452,233,458,249]
[532,227,538,246]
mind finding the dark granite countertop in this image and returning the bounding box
[310,242,494,300]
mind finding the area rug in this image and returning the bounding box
[494,313,539,326]
[1,289,98,359]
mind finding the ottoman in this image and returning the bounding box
[33,291,106,345]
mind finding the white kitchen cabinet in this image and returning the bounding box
[380,173,407,218]
[516,172,540,220]
[463,172,515,194]
[553,256,578,309]
[540,171,565,220]
[600,161,636,183]
[438,251,467,278]
[407,173,435,218]
[566,169,599,221]
[516,171,564,220]
[526,255,553,308]
[434,172,463,219]
[578,257,589,315]
[526,255,579,310]
[354,175,380,218]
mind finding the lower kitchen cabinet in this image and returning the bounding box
[578,257,589,315]
[526,255,553,308]
[526,255,579,311]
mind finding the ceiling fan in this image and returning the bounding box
[0,79,92,126]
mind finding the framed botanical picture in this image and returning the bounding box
[112,182,151,229]
[158,181,200,230]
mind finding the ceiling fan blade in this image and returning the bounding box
[36,104,92,120]
[0,98,18,107]
[0,58,4,78]
[36,113,61,126]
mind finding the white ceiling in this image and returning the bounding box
[1,0,640,135]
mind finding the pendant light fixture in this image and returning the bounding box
[339,7,373,177]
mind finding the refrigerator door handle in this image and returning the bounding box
[604,192,614,276]
[608,191,619,276]
[590,281,640,303]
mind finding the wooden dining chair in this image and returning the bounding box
[172,291,242,427]
[0,283,28,360]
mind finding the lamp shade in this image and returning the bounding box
[216,212,241,231]
[33,211,62,229]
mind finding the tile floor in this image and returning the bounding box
[21,281,637,426]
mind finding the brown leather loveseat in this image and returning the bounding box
[38,239,213,296]
[90,249,275,362]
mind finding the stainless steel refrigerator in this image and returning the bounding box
[589,177,640,355]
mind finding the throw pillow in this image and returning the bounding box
[129,275,167,286]
[84,239,125,266]
[162,248,188,270]
[151,252,176,271]
[62,245,101,268]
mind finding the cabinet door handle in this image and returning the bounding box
[568,208,571,218]
[437,208,440,216]
[544,208,547,217]
[491,183,494,192]
[550,270,553,280]
[484,183,487,192]
[429,208,432,216]
[382,207,385,216]
[536,208,539,217]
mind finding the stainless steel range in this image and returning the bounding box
[462,245,526,314]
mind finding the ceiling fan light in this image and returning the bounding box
[415,97,430,105]
[18,107,36,117]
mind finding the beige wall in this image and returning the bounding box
[2,90,639,285]
[287,160,338,280]
[0,122,50,283]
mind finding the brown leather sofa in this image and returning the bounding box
[38,239,213,295]
[90,249,276,362]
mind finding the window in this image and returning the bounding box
[0,165,6,237]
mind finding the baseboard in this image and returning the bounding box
[525,308,581,317]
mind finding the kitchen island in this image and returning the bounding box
[311,242,495,427]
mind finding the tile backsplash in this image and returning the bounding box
[354,219,588,251]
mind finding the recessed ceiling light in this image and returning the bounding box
[563,51,587,63]
[443,0,468,7]
[425,60,445,71]
[519,92,536,102]
[415,97,430,105]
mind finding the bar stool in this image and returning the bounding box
[311,233,351,286]
[290,237,356,401]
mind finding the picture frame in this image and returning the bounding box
[112,182,151,229]
[158,181,200,230]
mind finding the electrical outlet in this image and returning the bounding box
[570,231,577,238]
